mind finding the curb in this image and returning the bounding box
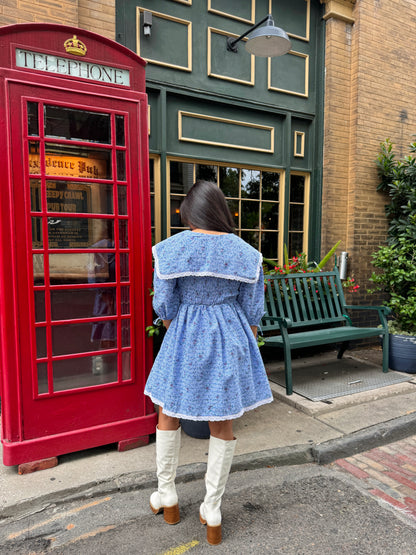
[1,413,415,520]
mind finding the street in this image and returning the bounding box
[1,442,415,555]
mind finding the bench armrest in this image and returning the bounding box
[261,315,293,328]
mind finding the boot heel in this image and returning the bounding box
[163,503,180,525]
[207,524,222,545]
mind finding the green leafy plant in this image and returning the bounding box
[370,139,416,335]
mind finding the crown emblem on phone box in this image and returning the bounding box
[64,35,87,56]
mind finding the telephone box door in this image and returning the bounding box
[5,79,154,458]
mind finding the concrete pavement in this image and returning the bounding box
[1,348,416,519]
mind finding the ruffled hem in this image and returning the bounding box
[144,391,274,421]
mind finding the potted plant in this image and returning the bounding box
[369,139,416,373]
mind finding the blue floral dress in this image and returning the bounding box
[144,231,273,421]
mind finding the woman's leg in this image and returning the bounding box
[150,409,181,524]
[201,420,237,545]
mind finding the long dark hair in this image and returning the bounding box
[180,181,235,233]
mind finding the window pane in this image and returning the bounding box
[262,172,280,201]
[32,217,43,248]
[50,287,116,321]
[28,102,39,136]
[44,106,111,143]
[289,232,304,257]
[44,143,112,179]
[241,230,259,250]
[241,200,260,229]
[46,181,113,215]
[121,287,130,315]
[261,232,279,259]
[227,199,240,227]
[170,161,194,194]
[171,196,184,228]
[290,175,305,202]
[53,354,117,392]
[289,205,304,231]
[28,141,40,174]
[122,351,131,380]
[219,167,239,198]
[35,291,45,322]
[117,151,126,181]
[122,319,131,348]
[52,322,116,356]
[36,326,47,358]
[30,179,42,211]
[119,220,129,248]
[149,159,155,193]
[118,186,128,215]
[37,363,48,394]
[33,254,44,285]
[116,115,125,146]
[120,253,129,282]
[196,164,217,183]
[48,218,114,249]
[241,170,260,199]
[261,202,279,230]
[49,253,114,285]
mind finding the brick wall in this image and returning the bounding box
[321,0,416,326]
[0,1,115,40]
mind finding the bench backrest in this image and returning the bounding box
[262,268,347,331]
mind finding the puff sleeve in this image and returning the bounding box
[236,266,265,326]
[152,273,180,320]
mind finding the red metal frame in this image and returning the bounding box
[0,24,156,466]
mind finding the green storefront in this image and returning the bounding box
[116,0,325,263]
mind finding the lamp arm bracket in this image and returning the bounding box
[227,14,271,52]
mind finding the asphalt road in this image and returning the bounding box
[1,463,415,554]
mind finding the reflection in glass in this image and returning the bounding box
[196,164,217,183]
[46,181,113,215]
[35,291,46,322]
[33,254,44,285]
[120,253,129,282]
[32,217,43,248]
[30,179,42,212]
[119,220,129,248]
[116,115,125,146]
[290,175,305,202]
[122,319,131,348]
[227,199,239,227]
[117,151,126,181]
[37,363,48,394]
[28,102,39,136]
[241,230,259,250]
[49,253,113,285]
[44,143,112,179]
[219,167,239,198]
[261,202,279,230]
[50,287,116,321]
[28,141,40,175]
[36,326,47,358]
[118,186,128,215]
[170,196,183,228]
[122,351,131,380]
[53,354,117,392]
[170,161,194,194]
[121,287,130,315]
[289,205,304,231]
[261,232,279,259]
[44,105,111,143]
[262,172,280,201]
[47,217,114,249]
[289,232,304,257]
[241,170,260,199]
[52,322,117,356]
[241,201,260,229]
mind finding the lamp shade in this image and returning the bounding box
[245,24,291,57]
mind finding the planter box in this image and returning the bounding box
[389,333,416,374]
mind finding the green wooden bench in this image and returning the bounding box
[260,268,391,395]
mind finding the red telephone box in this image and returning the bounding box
[0,24,157,466]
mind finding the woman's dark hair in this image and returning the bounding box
[180,180,235,233]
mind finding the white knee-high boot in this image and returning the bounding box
[150,426,181,524]
[199,435,237,545]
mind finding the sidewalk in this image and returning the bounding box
[1,348,416,519]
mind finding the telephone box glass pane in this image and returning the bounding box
[37,363,48,394]
[34,291,46,322]
[32,217,43,248]
[116,115,125,146]
[33,254,44,285]
[36,326,47,358]
[46,181,113,215]
[50,287,116,320]
[116,151,126,181]
[30,179,42,211]
[49,254,114,284]
[122,352,131,380]
[52,322,117,356]
[122,320,131,347]
[28,142,40,174]
[27,102,39,136]
[47,217,114,249]
[120,253,129,282]
[44,106,111,144]
[120,287,130,315]
[53,354,117,392]
[118,186,127,215]
[119,220,129,248]
[44,144,112,180]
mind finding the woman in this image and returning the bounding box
[144,181,273,545]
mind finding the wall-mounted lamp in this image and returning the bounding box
[227,14,291,57]
[143,11,152,37]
